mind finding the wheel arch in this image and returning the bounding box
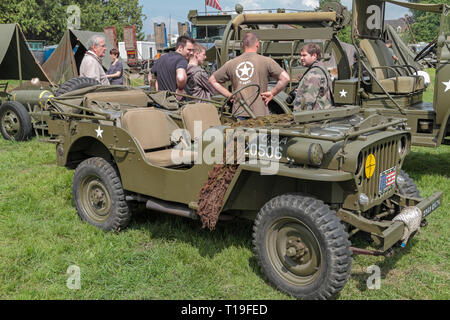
[65,136,114,169]
[222,168,353,214]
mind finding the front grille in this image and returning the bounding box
[361,138,400,203]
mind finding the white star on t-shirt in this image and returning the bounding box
[239,63,252,77]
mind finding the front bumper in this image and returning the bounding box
[381,192,442,251]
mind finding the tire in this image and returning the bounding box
[55,77,100,97]
[0,101,32,141]
[396,170,421,198]
[253,194,352,300]
[72,157,131,231]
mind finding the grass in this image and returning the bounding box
[423,68,435,103]
[0,137,448,300]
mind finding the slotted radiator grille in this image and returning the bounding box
[361,139,400,202]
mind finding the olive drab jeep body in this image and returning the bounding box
[42,83,442,300]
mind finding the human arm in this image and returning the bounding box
[175,68,188,98]
[261,70,290,105]
[208,74,232,99]
[106,71,121,78]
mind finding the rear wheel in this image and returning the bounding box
[55,77,100,97]
[72,157,131,231]
[0,101,32,141]
[253,194,352,300]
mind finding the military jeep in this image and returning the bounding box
[43,85,442,300]
[333,0,450,147]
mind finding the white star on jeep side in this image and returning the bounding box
[340,89,347,98]
[95,126,103,138]
[442,80,450,93]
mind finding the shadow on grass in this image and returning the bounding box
[350,233,420,294]
[128,206,266,278]
[403,150,450,178]
[129,206,254,255]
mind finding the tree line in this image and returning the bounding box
[0,0,146,43]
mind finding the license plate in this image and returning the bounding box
[379,166,396,195]
[423,199,441,218]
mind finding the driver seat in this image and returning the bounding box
[181,103,221,141]
[360,39,425,94]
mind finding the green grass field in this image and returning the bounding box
[0,143,448,299]
[0,69,448,300]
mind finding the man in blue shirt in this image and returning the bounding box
[150,35,195,99]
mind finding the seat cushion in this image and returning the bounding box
[181,103,221,140]
[373,76,425,94]
[145,149,197,167]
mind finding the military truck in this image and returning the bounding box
[42,83,442,299]
[332,0,450,147]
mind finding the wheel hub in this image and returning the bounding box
[286,237,310,263]
[1,111,20,136]
[90,187,107,209]
[267,218,322,285]
[80,177,112,222]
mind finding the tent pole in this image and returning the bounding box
[16,26,23,87]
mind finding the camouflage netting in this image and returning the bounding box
[196,114,295,230]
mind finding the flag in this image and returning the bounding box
[206,0,222,11]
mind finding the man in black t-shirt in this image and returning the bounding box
[150,36,195,99]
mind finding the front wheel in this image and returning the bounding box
[72,157,131,231]
[253,194,352,300]
[0,101,32,141]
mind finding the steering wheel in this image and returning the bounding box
[219,83,261,120]
[414,38,438,62]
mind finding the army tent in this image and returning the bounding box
[42,29,116,84]
[0,24,51,83]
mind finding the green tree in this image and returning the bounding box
[0,0,146,43]
[408,0,441,43]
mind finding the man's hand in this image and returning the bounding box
[261,91,274,105]
[175,88,185,101]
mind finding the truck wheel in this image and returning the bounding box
[253,194,352,300]
[396,170,421,198]
[72,157,131,231]
[0,101,32,141]
[55,77,100,97]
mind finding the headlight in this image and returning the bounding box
[286,142,324,167]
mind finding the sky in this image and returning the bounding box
[139,0,411,37]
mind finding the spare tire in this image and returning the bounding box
[55,77,100,97]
